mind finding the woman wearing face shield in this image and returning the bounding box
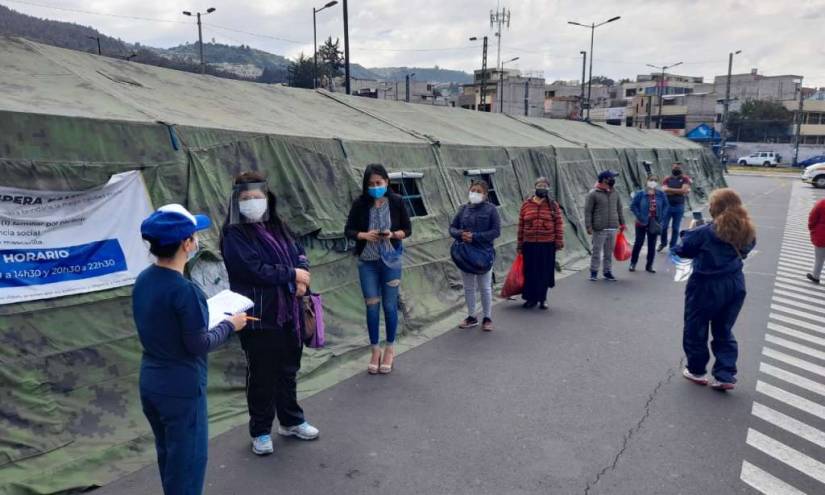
[220,171,318,457]
[517,177,564,310]
[133,204,247,495]
[450,180,501,331]
[345,164,412,374]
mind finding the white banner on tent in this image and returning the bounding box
[0,171,154,305]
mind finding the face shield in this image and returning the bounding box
[229,182,270,225]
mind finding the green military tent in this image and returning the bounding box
[0,37,726,494]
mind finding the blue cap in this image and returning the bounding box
[141,204,211,246]
[598,170,619,181]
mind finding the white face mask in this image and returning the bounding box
[187,237,200,262]
[239,198,268,221]
[647,181,658,189]
[468,192,485,204]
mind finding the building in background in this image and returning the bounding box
[543,80,609,119]
[713,69,802,113]
[784,97,825,145]
[459,69,545,116]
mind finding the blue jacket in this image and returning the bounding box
[449,201,501,252]
[673,223,756,277]
[221,224,309,332]
[630,189,669,226]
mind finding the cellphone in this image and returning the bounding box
[692,211,703,220]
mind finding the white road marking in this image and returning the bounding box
[756,381,825,421]
[768,312,825,335]
[765,334,825,361]
[763,347,825,378]
[740,460,806,495]
[746,428,825,485]
[760,362,825,398]
[771,298,825,316]
[774,289,823,305]
[767,323,825,348]
[752,402,825,450]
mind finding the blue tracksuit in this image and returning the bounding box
[132,265,234,495]
[673,224,755,383]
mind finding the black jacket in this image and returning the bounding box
[221,224,309,332]
[345,193,412,256]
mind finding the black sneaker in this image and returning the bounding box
[657,244,666,253]
[539,302,549,310]
[629,264,636,272]
[603,272,617,282]
[459,316,479,328]
[807,273,821,285]
[589,271,598,281]
[645,266,656,274]
[482,318,494,332]
[522,301,537,309]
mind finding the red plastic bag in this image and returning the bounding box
[500,253,525,298]
[613,230,632,261]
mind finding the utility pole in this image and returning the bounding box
[470,36,489,111]
[524,79,529,116]
[313,2,339,90]
[405,73,415,102]
[343,0,351,94]
[646,61,683,129]
[568,16,620,121]
[490,3,511,70]
[182,8,215,74]
[579,51,587,120]
[499,56,519,113]
[793,77,804,166]
[87,36,101,55]
[720,50,741,159]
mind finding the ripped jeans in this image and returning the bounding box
[358,259,402,346]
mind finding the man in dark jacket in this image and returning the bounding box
[658,162,692,251]
[585,170,626,281]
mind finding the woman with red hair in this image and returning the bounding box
[674,188,756,391]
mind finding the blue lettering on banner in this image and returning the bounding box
[0,239,127,287]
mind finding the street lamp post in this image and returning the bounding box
[182,7,216,74]
[343,0,351,94]
[568,16,620,121]
[470,36,489,111]
[579,50,587,120]
[405,72,415,102]
[646,62,683,129]
[87,36,101,55]
[720,50,742,160]
[313,1,338,90]
[499,57,519,114]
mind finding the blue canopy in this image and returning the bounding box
[685,123,721,143]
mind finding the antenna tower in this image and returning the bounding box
[490,4,511,71]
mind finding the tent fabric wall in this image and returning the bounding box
[0,37,726,494]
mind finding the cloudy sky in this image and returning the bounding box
[4,0,825,86]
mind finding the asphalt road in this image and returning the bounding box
[98,175,825,495]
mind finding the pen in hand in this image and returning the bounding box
[224,312,261,321]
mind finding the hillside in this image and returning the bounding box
[0,4,472,85]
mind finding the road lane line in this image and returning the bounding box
[740,460,806,495]
[765,334,825,361]
[767,323,825,348]
[774,278,825,294]
[746,428,825,484]
[763,347,825,378]
[768,312,825,335]
[771,298,825,316]
[752,402,825,449]
[760,362,825,398]
[756,381,825,421]
[774,289,823,305]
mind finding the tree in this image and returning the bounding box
[288,53,315,89]
[727,100,793,142]
[317,37,344,83]
[590,75,615,87]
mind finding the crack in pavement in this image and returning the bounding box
[583,358,685,495]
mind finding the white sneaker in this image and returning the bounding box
[252,434,274,455]
[709,378,735,391]
[682,368,708,385]
[278,422,319,440]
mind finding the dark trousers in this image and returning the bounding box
[240,327,305,438]
[522,242,556,304]
[660,205,685,248]
[631,224,658,269]
[683,273,746,383]
[141,390,208,495]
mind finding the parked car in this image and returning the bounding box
[737,151,782,167]
[802,162,825,188]
[796,154,825,168]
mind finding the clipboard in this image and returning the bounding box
[207,289,254,329]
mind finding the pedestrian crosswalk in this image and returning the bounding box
[740,181,825,494]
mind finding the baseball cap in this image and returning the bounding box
[140,204,211,246]
[597,170,619,181]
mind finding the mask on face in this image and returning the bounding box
[647,181,658,189]
[238,198,268,221]
[468,191,485,204]
[606,179,616,187]
[187,237,200,262]
[673,169,682,176]
[368,186,387,199]
[535,188,549,198]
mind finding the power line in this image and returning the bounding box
[2,0,189,24]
